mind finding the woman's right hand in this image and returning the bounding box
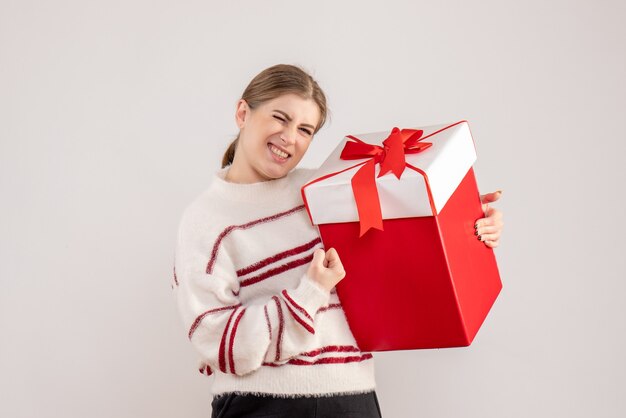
[307,248,346,292]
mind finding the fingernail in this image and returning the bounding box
[497,190,503,195]
[474,230,478,236]
[477,235,482,241]
[474,223,479,229]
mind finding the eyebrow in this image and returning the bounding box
[272,109,316,130]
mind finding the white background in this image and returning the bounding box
[1,1,624,417]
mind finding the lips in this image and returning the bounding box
[268,143,291,158]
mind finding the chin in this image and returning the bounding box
[270,167,292,179]
[258,166,290,181]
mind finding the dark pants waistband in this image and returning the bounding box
[211,390,383,418]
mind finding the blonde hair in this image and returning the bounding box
[221,64,328,168]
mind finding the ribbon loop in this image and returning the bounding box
[340,127,432,237]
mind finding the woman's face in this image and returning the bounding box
[229,93,321,183]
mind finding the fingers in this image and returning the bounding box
[483,239,499,248]
[475,222,503,237]
[311,248,326,267]
[325,248,346,277]
[476,231,501,243]
[475,205,503,247]
[475,208,503,228]
[312,247,344,270]
[325,247,340,267]
[475,224,499,234]
[480,190,503,204]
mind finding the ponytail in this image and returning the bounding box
[221,135,238,168]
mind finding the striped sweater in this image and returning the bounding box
[171,166,376,397]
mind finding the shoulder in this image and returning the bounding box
[177,167,317,240]
[289,167,318,189]
[176,187,232,243]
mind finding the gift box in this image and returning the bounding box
[301,120,502,351]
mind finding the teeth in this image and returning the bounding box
[269,144,289,159]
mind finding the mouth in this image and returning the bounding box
[267,143,291,160]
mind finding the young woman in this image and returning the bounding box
[172,64,504,418]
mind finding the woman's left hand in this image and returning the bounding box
[475,190,504,248]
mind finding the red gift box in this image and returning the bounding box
[301,121,502,351]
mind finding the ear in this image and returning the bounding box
[235,99,249,129]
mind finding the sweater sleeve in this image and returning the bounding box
[172,216,331,377]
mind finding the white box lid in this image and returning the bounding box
[302,120,477,225]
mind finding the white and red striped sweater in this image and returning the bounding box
[172,166,376,398]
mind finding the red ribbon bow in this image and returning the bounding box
[340,127,432,237]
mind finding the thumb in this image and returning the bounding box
[480,190,503,204]
[324,248,342,269]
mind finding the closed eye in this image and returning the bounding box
[274,114,312,136]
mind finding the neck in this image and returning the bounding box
[225,160,270,184]
[209,166,295,204]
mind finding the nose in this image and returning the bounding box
[279,125,297,145]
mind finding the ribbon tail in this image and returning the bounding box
[351,160,384,237]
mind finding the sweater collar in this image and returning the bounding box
[207,166,296,203]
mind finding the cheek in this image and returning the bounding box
[290,144,305,160]
[249,120,278,143]
[263,119,283,136]
[298,139,312,156]
[297,136,312,150]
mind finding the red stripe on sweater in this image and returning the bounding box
[237,237,322,277]
[240,252,314,288]
[281,289,313,321]
[298,345,362,357]
[228,308,246,374]
[316,303,343,314]
[206,205,305,274]
[262,353,373,367]
[287,354,373,365]
[218,308,240,373]
[188,304,241,340]
[235,270,338,298]
[272,296,284,361]
[264,305,272,342]
[283,298,315,334]
[198,364,213,376]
